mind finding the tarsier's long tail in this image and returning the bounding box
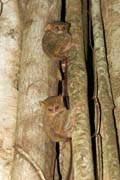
[61,57,70,109]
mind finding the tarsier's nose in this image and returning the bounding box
[58,31,63,34]
[53,108,57,113]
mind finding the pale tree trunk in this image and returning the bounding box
[0,0,21,179]
[91,0,120,180]
[11,0,61,180]
[101,0,120,149]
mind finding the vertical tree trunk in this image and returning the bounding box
[0,0,21,179]
[91,0,120,179]
[101,0,120,149]
[11,1,61,180]
[66,0,95,179]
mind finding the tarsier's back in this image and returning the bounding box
[42,22,71,60]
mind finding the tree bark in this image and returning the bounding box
[11,1,61,180]
[65,0,95,179]
[91,0,120,179]
[101,0,120,150]
[0,0,21,179]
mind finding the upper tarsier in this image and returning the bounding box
[42,21,72,60]
[41,21,74,142]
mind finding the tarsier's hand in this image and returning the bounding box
[42,21,72,60]
[40,96,73,142]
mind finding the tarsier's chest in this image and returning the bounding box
[43,111,69,142]
[44,112,65,131]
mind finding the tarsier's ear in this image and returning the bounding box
[39,101,45,107]
[45,23,52,31]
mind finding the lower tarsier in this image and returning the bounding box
[41,21,75,142]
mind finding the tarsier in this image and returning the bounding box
[42,21,71,60]
[40,96,73,142]
[41,21,73,141]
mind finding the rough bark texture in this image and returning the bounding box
[91,0,120,179]
[0,0,21,179]
[59,141,73,180]
[81,0,88,60]
[66,0,95,180]
[101,0,120,149]
[11,1,61,180]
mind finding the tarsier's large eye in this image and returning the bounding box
[62,26,65,31]
[48,108,53,112]
[55,105,59,111]
[55,26,59,31]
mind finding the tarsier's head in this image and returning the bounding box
[45,21,70,34]
[40,96,64,116]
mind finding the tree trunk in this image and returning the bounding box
[65,0,95,179]
[101,0,120,150]
[0,0,21,179]
[11,1,61,180]
[91,0,120,179]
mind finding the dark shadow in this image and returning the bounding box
[56,143,62,180]
[112,110,120,162]
[85,1,97,178]
[58,80,62,96]
[61,0,66,22]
